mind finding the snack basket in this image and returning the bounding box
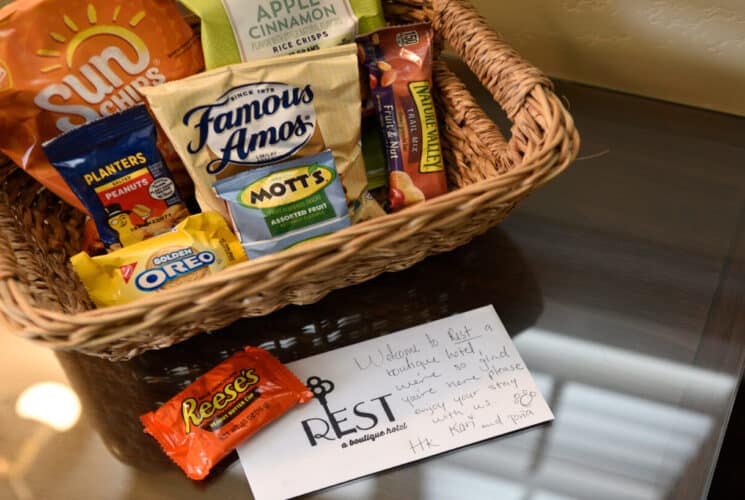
[0,0,579,361]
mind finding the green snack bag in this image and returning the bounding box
[181,0,386,69]
[362,115,387,191]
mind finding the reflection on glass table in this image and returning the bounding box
[1,59,744,500]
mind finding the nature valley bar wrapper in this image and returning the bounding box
[0,0,203,212]
[357,23,447,211]
[181,0,386,69]
[140,43,371,220]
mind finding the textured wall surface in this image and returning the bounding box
[471,0,745,116]
[1,0,742,114]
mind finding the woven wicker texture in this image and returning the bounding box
[0,0,579,360]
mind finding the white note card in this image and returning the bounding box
[237,306,553,499]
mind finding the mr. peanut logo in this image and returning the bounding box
[301,376,397,447]
[33,3,166,132]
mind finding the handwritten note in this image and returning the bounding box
[237,306,553,500]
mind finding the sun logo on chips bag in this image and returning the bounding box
[0,0,204,212]
[33,4,167,131]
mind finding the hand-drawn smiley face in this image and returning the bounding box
[514,390,536,407]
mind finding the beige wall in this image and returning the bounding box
[470,0,745,116]
[2,0,742,114]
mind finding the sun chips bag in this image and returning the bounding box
[0,0,204,212]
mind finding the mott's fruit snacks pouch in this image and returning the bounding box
[181,0,386,69]
[214,150,350,259]
[140,43,370,221]
[71,212,246,307]
[43,105,188,250]
[141,346,313,480]
[357,23,447,211]
[0,0,204,212]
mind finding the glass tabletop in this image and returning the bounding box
[1,58,744,500]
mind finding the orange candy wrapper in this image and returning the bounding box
[140,347,313,480]
[0,0,203,212]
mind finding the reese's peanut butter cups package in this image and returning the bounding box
[44,105,188,250]
[0,0,204,212]
[214,150,350,259]
[141,346,313,480]
[71,212,246,307]
[357,23,448,211]
[182,0,386,69]
[140,43,372,221]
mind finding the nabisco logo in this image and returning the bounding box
[182,83,316,175]
[33,4,165,132]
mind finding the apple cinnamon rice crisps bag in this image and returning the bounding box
[181,0,386,69]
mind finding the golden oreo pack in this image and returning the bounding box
[0,0,203,212]
[71,212,247,307]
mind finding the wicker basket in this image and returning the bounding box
[0,0,579,361]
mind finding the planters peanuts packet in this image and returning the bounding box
[214,150,350,259]
[44,105,189,249]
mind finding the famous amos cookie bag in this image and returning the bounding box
[140,43,380,221]
[71,212,246,307]
[44,105,188,250]
[0,0,203,212]
[141,346,313,480]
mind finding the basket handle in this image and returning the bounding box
[426,0,579,184]
[431,0,553,119]
[0,192,32,332]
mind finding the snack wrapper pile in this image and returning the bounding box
[139,43,369,220]
[0,0,448,308]
[0,0,453,479]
